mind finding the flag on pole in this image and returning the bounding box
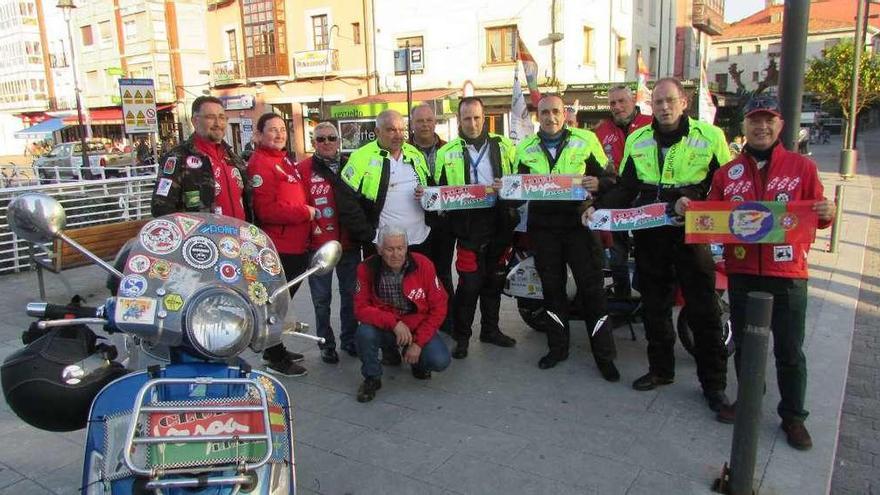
[635,53,652,115]
[509,69,534,143]
[517,38,541,107]
[698,62,717,124]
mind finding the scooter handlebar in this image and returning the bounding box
[27,302,102,320]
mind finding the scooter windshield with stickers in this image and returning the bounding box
[1,193,340,494]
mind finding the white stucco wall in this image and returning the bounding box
[371,0,643,93]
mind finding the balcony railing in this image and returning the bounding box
[693,0,725,36]
[213,59,245,86]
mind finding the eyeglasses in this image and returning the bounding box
[199,114,228,122]
[315,135,338,143]
[651,97,680,108]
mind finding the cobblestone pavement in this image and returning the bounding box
[831,134,880,495]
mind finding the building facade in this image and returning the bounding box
[206,0,372,156]
[631,0,677,79]
[708,0,880,94]
[674,0,725,81]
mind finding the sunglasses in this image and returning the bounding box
[745,98,779,113]
[315,135,338,143]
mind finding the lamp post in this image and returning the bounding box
[839,0,868,179]
[57,0,89,178]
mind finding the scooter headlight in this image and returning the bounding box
[185,288,255,359]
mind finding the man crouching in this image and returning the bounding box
[354,225,451,402]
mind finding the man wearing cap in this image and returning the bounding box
[594,85,653,298]
[707,96,835,451]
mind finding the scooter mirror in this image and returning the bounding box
[310,240,342,276]
[7,193,66,243]
[268,240,342,304]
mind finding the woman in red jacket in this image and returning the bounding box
[247,113,315,375]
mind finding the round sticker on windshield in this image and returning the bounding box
[119,274,148,297]
[127,254,151,274]
[248,282,268,306]
[218,236,241,258]
[217,261,241,283]
[140,219,182,255]
[182,236,218,270]
[259,248,282,276]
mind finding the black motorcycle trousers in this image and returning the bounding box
[530,227,616,363]
[633,227,727,392]
[452,243,506,343]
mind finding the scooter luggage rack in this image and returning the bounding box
[122,376,275,489]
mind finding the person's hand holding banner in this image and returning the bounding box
[420,185,497,211]
[500,174,590,201]
[583,203,674,231]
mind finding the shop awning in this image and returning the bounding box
[14,118,67,139]
[330,89,458,119]
[59,104,174,125]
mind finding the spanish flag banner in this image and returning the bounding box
[685,201,818,244]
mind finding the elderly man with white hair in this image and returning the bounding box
[340,110,432,255]
[353,225,451,403]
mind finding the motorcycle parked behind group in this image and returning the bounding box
[1,193,341,494]
[504,233,733,358]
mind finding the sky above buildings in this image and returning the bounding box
[725,0,765,23]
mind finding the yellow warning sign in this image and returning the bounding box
[120,78,158,134]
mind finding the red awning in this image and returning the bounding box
[60,104,174,125]
[62,108,122,125]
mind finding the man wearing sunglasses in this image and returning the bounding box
[297,122,374,364]
[708,96,835,450]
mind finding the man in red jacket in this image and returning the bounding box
[704,96,835,450]
[353,224,451,402]
[594,85,653,298]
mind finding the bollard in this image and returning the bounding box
[829,184,845,253]
[714,291,773,495]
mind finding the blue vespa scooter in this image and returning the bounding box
[1,193,340,493]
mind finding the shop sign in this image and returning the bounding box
[221,94,255,111]
[293,50,339,78]
[330,101,411,119]
[339,119,378,152]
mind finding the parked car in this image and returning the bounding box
[34,140,136,183]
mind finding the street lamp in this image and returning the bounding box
[57,0,89,179]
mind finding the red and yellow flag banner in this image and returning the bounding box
[685,201,818,244]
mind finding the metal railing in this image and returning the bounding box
[0,165,157,275]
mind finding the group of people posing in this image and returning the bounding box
[150,76,835,452]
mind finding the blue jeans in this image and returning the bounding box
[355,324,451,379]
[307,248,360,350]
